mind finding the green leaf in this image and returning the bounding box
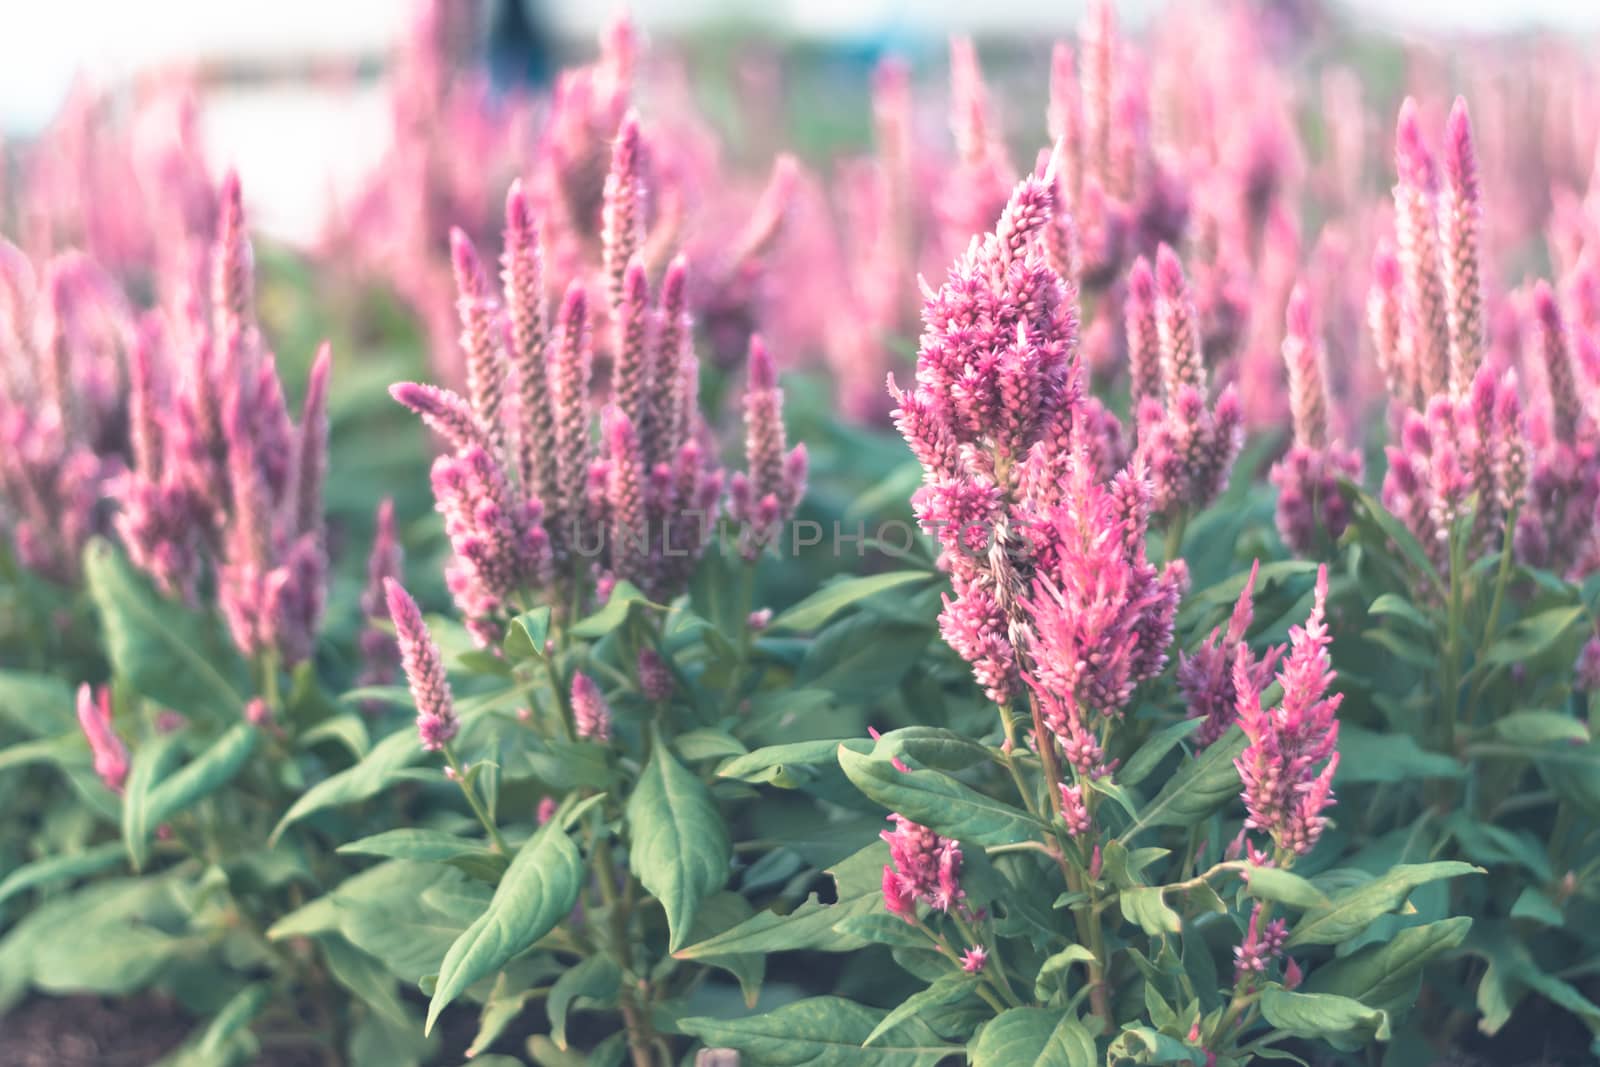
[1510,887,1564,926]
[1493,709,1590,746]
[1343,483,1444,598]
[426,822,584,1033]
[1118,720,1202,789]
[1304,918,1471,1012]
[0,734,85,774]
[1368,593,1435,632]
[119,733,185,870]
[338,828,498,864]
[675,842,887,960]
[865,971,978,1046]
[0,669,75,737]
[1106,1026,1204,1065]
[467,976,541,1059]
[1482,605,1585,668]
[297,714,371,760]
[505,606,552,661]
[769,571,930,633]
[1259,989,1390,1048]
[1034,945,1097,1001]
[569,580,654,639]
[124,724,259,869]
[0,842,125,907]
[1120,886,1181,937]
[969,1007,1097,1067]
[1333,727,1463,784]
[272,727,423,842]
[83,540,247,720]
[1288,862,1482,947]
[838,745,1046,847]
[1120,728,1247,840]
[547,954,620,1049]
[679,996,956,1066]
[196,983,271,1059]
[718,739,848,787]
[1244,866,1331,910]
[626,737,730,952]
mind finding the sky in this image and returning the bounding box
[1,0,1593,241]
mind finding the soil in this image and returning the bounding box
[0,994,322,1067]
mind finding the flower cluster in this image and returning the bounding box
[1132,246,1245,520]
[1269,285,1362,555]
[0,249,127,583]
[880,814,966,923]
[76,683,128,794]
[1233,565,1341,858]
[727,336,807,560]
[385,577,459,752]
[392,114,753,640]
[1178,560,1281,749]
[357,499,405,701]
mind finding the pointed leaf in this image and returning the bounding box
[769,571,930,633]
[425,822,584,1033]
[626,737,730,952]
[838,745,1046,847]
[679,996,956,1065]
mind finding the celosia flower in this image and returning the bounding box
[1179,560,1282,748]
[1440,97,1484,393]
[450,228,509,464]
[728,335,807,560]
[76,684,128,794]
[1392,98,1450,399]
[358,498,404,701]
[1575,634,1600,693]
[1233,566,1341,857]
[1269,284,1363,555]
[881,814,966,919]
[1135,245,1244,517]
[1059,784,1092,837]
[570,671,613,743]
[1233,902,1289,984]
[501,180,559,508]
[960,946,989,974]
[637,648,674,703]
[1123,256,1162,405]
[384,578,459,752]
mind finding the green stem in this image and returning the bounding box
[442,744,508,854]
[1163,510,1190,564]
[1478,504,1521,660]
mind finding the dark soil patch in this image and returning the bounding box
[0,994,324,1067]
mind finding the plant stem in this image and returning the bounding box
[442,744,508,854]
[1478,504,1520,660]
[594,835,658,1067]
[1163,510,1189,564]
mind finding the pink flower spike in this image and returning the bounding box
[570,671,613,742]
[390,381,491,456]
[1442,96,1484,391]
[385,578,458,753]
[451,227,509,463]
[76,684,128,793]
[601,111,645,313]
[292,342,331,540]
[960,945,989,973]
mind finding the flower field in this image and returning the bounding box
[2,2,1600,1064]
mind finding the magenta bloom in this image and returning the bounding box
[881,815,966,920]
[1233,902,1289,986]
[570,671,613,743]
[1179,560,1282,749]
[76,684,128,794]
[1234,566,1341,857]
[1269,285,1363,555]
[728,335,807,560]
[385,578,459,752]
[960,945,989,974]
